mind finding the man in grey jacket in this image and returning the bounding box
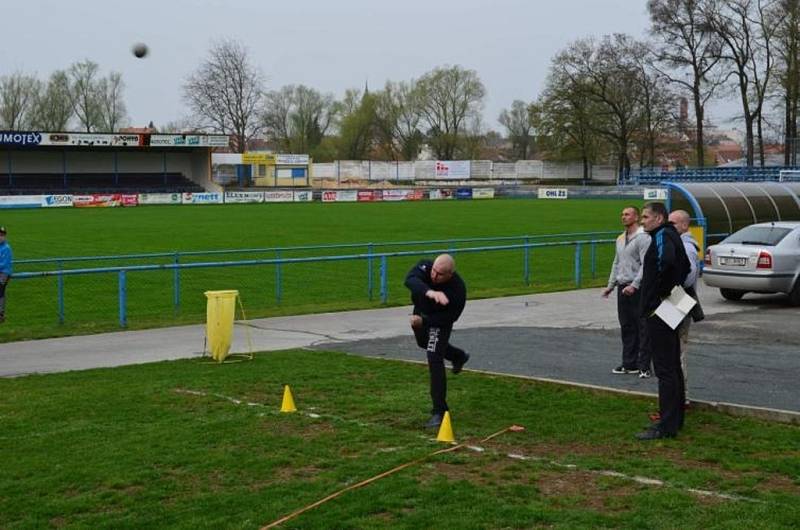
[669,209,701,406]
[602,206,652,377]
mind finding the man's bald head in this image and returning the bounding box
[668,209,691,234]
[431,254,455,284]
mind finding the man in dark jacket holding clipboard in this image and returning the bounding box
[637,202,691,440]
[405,254,468,429]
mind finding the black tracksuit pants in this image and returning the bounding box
[647,315,685,435]
[617,285,650,371]
[413,324,467,415]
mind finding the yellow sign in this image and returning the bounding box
[689,225,705,260]
[241,152,275,164]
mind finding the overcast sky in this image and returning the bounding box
[2,0,738,132]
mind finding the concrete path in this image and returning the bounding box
[1,284,798,415]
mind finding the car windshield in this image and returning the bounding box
[723,226,792,246]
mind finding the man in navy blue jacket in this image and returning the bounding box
[404,254,468,429]
[637,203,690,440]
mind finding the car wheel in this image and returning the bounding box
[720,288,745,301]
[789,280,800,307]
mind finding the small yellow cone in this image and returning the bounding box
[436,411,455,443]
[280,385,297,413]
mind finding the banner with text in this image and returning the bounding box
[263,191,295,202]
[182,192,223,205]
[429,189,454,200]
[42,195,73,208]
[121,194,139,207]
[435,160,470,179]
[293,190,313,202]
[455,188,473,200]
[643,188,668,200]
[472,187,495,199]
[72,194,122,208]
[357,190,383,202]
[538,188,569,199]
[225,191,265,204]
[138,193,182,205]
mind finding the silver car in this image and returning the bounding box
[703,221,800,305]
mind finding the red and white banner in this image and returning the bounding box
[429,189,454,200]
[434,160,470,179]
[121,194,139,207]
[382,189,423,201]
[72,194,122,208]
[357,190,383,202]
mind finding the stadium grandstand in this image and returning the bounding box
[0,130,228,194]
[624,165,800,185]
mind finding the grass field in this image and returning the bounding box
[1,350,798,529]
[1,199,632,341]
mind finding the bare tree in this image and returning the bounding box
[498,100,535,160]
[552,35,650,177]
[183,39,265,152]
[97,72,127,131]
[262,85,335,153]
[68,60,103,132]
[0,71,40,130]
[775,0,800,164]
[706,0,779,166]
[416,65,486,159]
[632,49,680,168]
[374,80,424,160]
[648,0,727,166]
[30,70,73,130]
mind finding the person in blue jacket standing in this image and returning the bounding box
[0,226,12,323]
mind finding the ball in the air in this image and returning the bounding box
[132,43,149,58]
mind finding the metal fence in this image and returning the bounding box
[8,236,616,334]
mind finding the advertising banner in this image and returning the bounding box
[321,190,338,202]
[538,188,569,199]
[0,195,43,209]
[455,188,473,200]
[262,191,294,202]
[357,190,383,202]
[435,160,471,179]
[225,191,265,204]
[293,190,313,202]
[241,152,275,164]
[47,133,142,147]
[138,193,182,205]
[0,131,43,146]
[429,189,454,200]
[150,134,230,148]
[72,194,122,208]
[42,195,73,208]
[643,188,668,200]
[472,187,495,199]
[182,192,223,205]
[121,194,139,207]
[335,190,358,202]
[275,154,310,165]
[380,189,408,201]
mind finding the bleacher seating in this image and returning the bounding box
[624,166,800,185]
[0,173,205,194]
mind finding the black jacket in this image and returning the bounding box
[404,259,467,328]
[640,223,689,316]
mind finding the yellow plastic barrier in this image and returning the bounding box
[204,290,239,362]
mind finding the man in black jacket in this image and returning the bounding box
[637,202,690,440]
[404,254,468,429]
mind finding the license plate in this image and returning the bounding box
[720,256,747,266]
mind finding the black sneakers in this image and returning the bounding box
[424,413,444,429]
[452,353,470,375]
[612,365,638,374]
[635,427,676,441]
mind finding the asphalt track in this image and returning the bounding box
[1,285,798,416]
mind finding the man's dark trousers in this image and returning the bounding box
[647,315,685,434]
[413,324,467,414]
[617,285,649,371]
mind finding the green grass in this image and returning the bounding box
[1,350,798,529]
[1,200,633,341]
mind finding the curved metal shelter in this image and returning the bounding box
[665,182,800,244]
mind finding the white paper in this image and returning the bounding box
[654,286,696,329]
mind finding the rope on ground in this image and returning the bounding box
[260,424,526,529]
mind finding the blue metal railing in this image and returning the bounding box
[15,231,619,268]
[13,238,615,328]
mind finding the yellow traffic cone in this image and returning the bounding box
[280,385,297,413]
[436,411,455,443]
